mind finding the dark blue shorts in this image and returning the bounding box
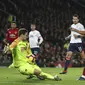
[31,48,40,55]
[68,43,84,53]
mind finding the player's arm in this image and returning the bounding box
[73,34,85,38]
[3,40,17,54]
[3,39,8,45]
[37,31,43,45]
[3,43,10,54]
[71,28,85,35]
[65,34,71,40]
[71,24,85,35]
[9,41,18,51]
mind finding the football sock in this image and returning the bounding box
[63,59,71,72]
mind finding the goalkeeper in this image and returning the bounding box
[6,28,61,81]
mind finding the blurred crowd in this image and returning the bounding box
[0,0,85,67]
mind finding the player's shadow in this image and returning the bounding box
[15,78,56,84]
[20,78,46,83]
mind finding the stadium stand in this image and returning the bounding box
[0,0,85,67]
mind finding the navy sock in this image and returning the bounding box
[64,60,70,71]
[36,59,39,66]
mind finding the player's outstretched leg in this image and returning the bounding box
[19,63,62,81]
[33,64,62,80]
[39,72,62,81]
[60,52,72,74]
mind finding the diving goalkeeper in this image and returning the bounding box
[6,28,61,81]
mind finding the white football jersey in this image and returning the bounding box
[29,30,43,48]
[70,23,85,43]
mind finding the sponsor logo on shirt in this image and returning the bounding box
[9,34,16,38]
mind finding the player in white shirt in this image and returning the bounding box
[70,26,85,80]
[60,14,85,80]
[29,24,43,65]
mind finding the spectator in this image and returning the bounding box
[4,22,18,44]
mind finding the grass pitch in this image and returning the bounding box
[0,67,85,85]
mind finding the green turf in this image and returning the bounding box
[0,67,85,85]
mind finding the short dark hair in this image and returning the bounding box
[73,14,79,18]
[18,28,28,36]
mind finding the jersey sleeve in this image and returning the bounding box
[71,24,76,29]
[37,31,41,37]
[9,40,18,51]
[80,25,85,31]
[37,31,43,44]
